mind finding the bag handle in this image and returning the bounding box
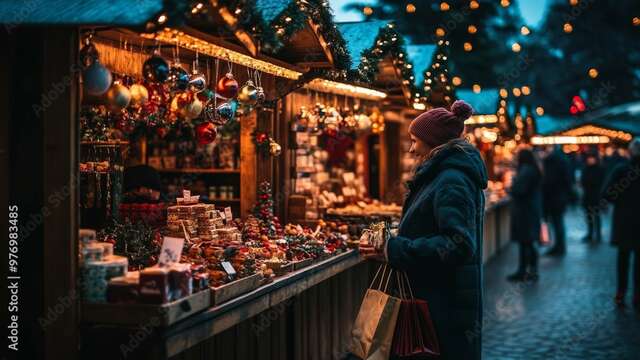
[369,264,394,293]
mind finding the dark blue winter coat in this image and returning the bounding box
[509,164,542,244]
[386,140,488,360]
[602,158,640,250]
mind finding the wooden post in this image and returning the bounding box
[240,110,257,217]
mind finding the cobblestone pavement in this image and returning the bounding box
[482,207,640,360]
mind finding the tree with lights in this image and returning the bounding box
[252,181,282,238]
[424,39,456,107]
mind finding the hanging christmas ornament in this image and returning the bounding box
[79,41,99,68]
[167,64,190,92]
[189,71,207,93]
[269,139,282,156]
[216,101,237,122]
[196,122,218,145]
[172,92,202,120]
[184,97,203,120]
[256,86,265,103]
[129,83,149,107]
[82,61,112,96]
[216,73,239,98]
[142,51,169,83]
[106,81,131,110]
[197,88,215,104]
[237,80,258,106]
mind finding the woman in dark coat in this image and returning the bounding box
[580,152,605,243]
[362,100,487,360]
[602,138,640,309]
[507,148,542,282]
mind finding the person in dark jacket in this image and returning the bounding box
[602,139,640,309]
[507,148,542,282]
[542,145,574,255]
[361,100,487,360]
[580,152,606,243]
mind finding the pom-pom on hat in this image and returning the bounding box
[409,100,473,147]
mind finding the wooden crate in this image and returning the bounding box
[81,290,210,327]
[210,273,263,306]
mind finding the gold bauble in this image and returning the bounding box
[129,84,149,106]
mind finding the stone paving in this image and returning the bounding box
[482,207,640,360]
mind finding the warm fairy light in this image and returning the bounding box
[531,136,610,145]
[521,86,531,95]
[469,0,479,9]
[499,88,508,98]
[511,42,521,52]
[142,28,302,79]
[157,14,167,24]
[536,106,544,116]
[436,28,446,37]
[468,25,477,34]
[440,2,450,11]
[563,23,573,33]
[562,125,633,142]
[512,87,521,97]
[521,26,530,35]
[413,103,426,110]
[634,17,640,26]
[464,42,473,51]
[465,115,498,125]
[304,79,387,100]
[588,68,599,78]
[569,0,579,5]
[406,3,416,13]
[501,0,510,7]
[452,76,462,86]
[363,6,374,16]
[473,84,481,93]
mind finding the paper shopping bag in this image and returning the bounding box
[350,288,402,360]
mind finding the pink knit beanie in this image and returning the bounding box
[409,100,473,147]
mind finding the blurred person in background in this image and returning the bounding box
[542,145,574,256]
[603,139,640,309]
[507,148,543,282]
[580,152,606,243]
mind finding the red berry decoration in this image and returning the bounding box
[196,122,217,145]
[216,73,239,99]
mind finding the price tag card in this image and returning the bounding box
[224,207,233,222]
[221,261,236,277]
[218,210,226,220]
[182,190,191,198]
[158,237,185,266]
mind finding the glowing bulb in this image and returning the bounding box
[536,106,545,116]
[452,76,462,86]
[570,0,578,5]
[499,89,508,98]
[464,42,473,52]
[588,68,599,78]
[363,6,373,16]
[501,0,510,7]
[157,14,167,24]
[521,86,531,95]
[512,88,521,97]
[440,2,450,11]
[633,17,640,26]
[521,26,530,35]
[511,42,521,52]
[473,84,481,93]
[435,28,445,37]
[406,3,416,13]
[563,23,573,33]
[468,25,477,34]
[469,0,479,9]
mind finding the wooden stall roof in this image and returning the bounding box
[0,0,164,25]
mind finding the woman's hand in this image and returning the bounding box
[359,243,386,262]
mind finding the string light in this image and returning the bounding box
[141,28,302,79]
[563,23,573,33]
[500,0,510,7]
[435,28,446,37]
[499,88,508,98]
[157,14,167,24]
[440,2,450,11]
[588,68,599,78]
[562,125,633,142]
[570,0,579,5]
[521,86,531,95]
[469,0,479,9]
[521,26,530,35]
[452,76,462,86]
[511,42,521,52]
[363,6,373,16]
[531,136,610,145]
[465,115,498,125]
[406,3,416,13]
[633,17,640,26]
[413,103,426,110]
[512,87,522,97]
[473,84,481,93]
[304,79,387,100]
[468,25,477,34]
[536,106,544,116]
[464,42,473,52]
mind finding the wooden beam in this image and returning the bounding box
[307,19,334,66]
[209,0,259,56]
[240,111,257,218]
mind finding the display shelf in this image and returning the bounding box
[157,168,240,174]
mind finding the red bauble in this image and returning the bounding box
[216,73,239,98]
[257,133,268,143]
[196,122,217,145]
[156,127,168,138]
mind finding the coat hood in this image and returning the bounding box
[411,140,488,191]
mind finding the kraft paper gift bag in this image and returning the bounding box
[350,265,402,360]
